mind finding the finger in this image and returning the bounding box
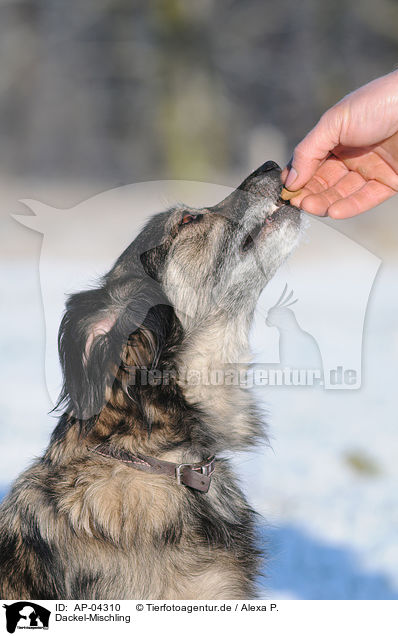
[328,179,395,219]
[288,157,349,211]
[286,155,348,209]
[298,170,366,216]
[281,167,289,184]
[285,108,343,190]
[289,180,328,209]
[299,155,349,193]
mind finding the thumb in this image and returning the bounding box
[285,109,343,190]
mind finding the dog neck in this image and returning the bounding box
[174,313,264,452]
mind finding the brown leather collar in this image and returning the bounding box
[91,443,216,493]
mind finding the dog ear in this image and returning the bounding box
[57,277,173,424]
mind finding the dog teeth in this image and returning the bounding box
[267,203,280,217]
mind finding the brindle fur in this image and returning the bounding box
[0,162,301,599]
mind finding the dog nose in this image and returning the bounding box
[237,160,281,196]
[210,160,282,219]
[254,161,281,174]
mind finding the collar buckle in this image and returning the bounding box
[175,456,216,492]
[175,462,191,485]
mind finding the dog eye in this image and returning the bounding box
[179,213,202,227]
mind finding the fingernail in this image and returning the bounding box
[285,167,298,189]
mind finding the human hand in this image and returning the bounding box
[282,70,398,218]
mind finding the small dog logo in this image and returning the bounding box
[265,284,322,371]
[2,602,51,633]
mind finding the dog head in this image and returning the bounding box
[58,161,301,421]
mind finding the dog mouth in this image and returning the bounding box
[240,196,297,254]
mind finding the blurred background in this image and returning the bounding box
[0,0,398,599]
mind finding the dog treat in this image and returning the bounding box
[280,187,302,201]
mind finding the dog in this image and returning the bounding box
[0,161,301,599]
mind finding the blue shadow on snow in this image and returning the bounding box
[259,523,398,600]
